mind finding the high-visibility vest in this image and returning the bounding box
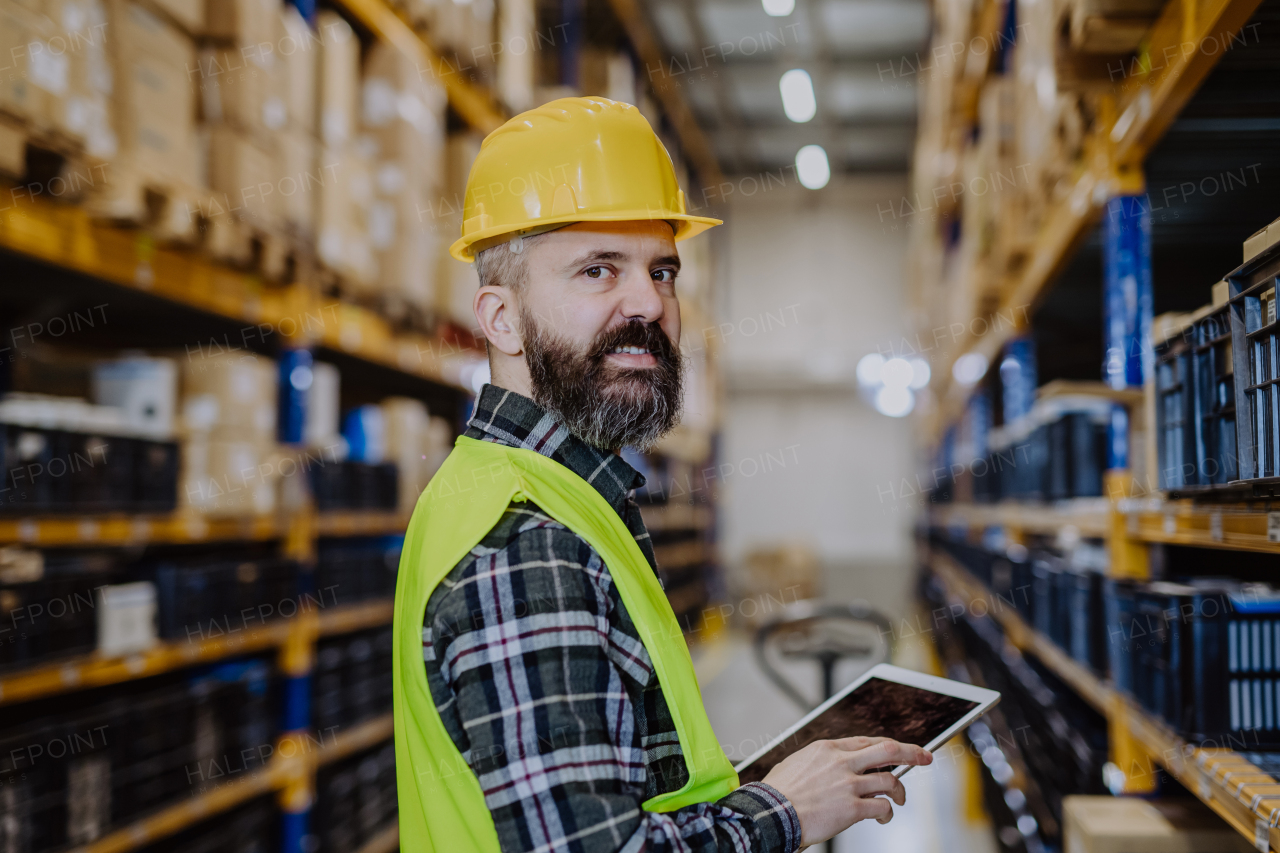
[393,435,740,852]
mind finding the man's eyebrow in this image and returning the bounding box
[560,250,628,272]
[654,255,681,270]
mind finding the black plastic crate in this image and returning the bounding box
[315,536,402,605]
[1156,306,1238,491]
[312,626,393,734]
[310,461,399,511]
[1227,241,1280,486]
[312,741,396,853]
[0,425,179,514]
[152,557,302,641]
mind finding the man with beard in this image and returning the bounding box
[392,97,930,853]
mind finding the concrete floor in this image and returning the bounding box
[693,627,998,853]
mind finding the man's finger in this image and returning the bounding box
[853,772,906,806]
[850,739,932,773]
[833,736,889,752]
[872,798,894,825]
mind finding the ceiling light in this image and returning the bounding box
[795,144,830,190]
[881,357,914,389]
[780,69,816,123]
[908,357,931,389]
[856,353,884,386]
[952,352,989,386]
[874,385,915,417]
[762,0,795,16]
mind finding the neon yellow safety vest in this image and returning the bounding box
[392,435,740,852]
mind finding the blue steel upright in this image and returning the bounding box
[1103,195,1153,391]
[1103,194,1153,473]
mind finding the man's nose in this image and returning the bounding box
[617,272,665,322]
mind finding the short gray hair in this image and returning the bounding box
[472,232,551,293]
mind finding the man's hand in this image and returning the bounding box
[759,737,933,847]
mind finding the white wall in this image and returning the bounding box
[714,173,918,617]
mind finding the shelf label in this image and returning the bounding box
[1199,777,1213,802]
[1269,513,1280,543]
[1256,817,1269,853]
[1211,513,1224,542]
[1164,515,1177,535]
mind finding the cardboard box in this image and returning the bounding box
[382,396,427,511]
[316,142,377,289]
[105,0,200,185]
[144,0,202,34]
[205,0,275,45]
[181,348,277,441]
[371,188,438,311]
[436,132,482,325]
[1062,796,1255,853]
[0,2,49,125]
[495,0,535,112]
[206,123,277,226]
[279,4,315,133]
[277,127,316,233]
[180,436,277,514]
[316,10,357,147]
[362,40,446,196]
[50,0,116,156]
[196,44,285,139]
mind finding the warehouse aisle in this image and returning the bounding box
[695,629,997,853]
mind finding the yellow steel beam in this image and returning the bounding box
[1112,0,1267,164]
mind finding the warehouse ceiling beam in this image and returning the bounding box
[605,0,726,189]
[331,0,507,134]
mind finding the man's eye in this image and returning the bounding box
[585,266,603,279]
[653,269,675,283]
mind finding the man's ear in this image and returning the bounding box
[474,286,523,356]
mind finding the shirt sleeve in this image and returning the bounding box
[425,516,803,853]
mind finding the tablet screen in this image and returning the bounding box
[735,676,980,785]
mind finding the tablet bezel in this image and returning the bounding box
[733,663,1000,780]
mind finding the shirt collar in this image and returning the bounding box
[464,383,647,514]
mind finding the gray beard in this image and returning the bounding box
[522,309,685,452]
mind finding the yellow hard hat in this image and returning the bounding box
[448,97,722,262]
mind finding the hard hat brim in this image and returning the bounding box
[449,211,723,263]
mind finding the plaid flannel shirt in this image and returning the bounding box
[422,384,801,853]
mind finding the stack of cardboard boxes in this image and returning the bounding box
[0,0,118,178]
[85,0,202,238]
[314,9,378,294]
[360,41,447,323]
[180,349,281,516]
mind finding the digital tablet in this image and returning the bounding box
[734,663,1000,783]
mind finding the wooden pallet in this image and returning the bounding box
[201,212,310,283]
[0,113,101,203]
[84,165,208,246]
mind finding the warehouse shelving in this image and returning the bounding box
[63,713,396,853]
[929,551,1280,852]
[0,599,393,706]
[0,0,731,849]
[0,194,478,393]
[71,760,285,853]
[918,0,1268,442]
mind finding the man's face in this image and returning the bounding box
[516,220,685,451]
